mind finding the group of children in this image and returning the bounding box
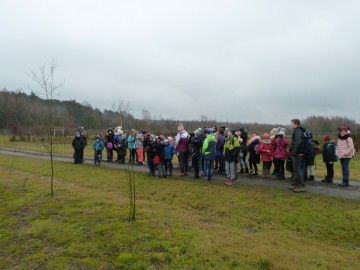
[72,123,352,186]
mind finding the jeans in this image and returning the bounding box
[225,161,235,179]
[204,159,214,179]
[340,158,350,181]
[293,155,305,186]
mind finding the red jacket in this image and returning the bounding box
[272,137,289,159]
[259,141,273,162]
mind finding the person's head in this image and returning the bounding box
[206,128,213,135]
[338,126,350,136]
[178,123,184,131]
[226,130,233,137]
[263,133,270,140]
[290,118,301,129]
[323,135,331,142]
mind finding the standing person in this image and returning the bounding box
[93,134,104,165]
[78,126,87,163]
[272,130,289,180]
[72,132,85,164]
[336,126,355,187]
[239,127,249,174]
[247,133,261,175]
[154,135,166,178]
[259,133,273,178]
[321,135,337,183]
[135,131,144,165]
[105,128,115,162]
[146,134,156,176]
[175,123,189,176]
[190,129,203,179]
[215,126,226,175]
[224,129,240,185]
[164,138,176,176]
[202,128,216,181]
[127,129,136,163]
[289,118,306,192]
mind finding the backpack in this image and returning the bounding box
[254,144,260,155]
[303,133,314,158]
[326,143,338,161]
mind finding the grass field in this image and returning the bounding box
[0,153,359,269]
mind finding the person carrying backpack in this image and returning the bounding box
[321,135,337,183]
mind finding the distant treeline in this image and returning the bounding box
[1,89,359,138]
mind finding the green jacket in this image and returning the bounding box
[202,134,216,160]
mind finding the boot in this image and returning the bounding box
[262,169,266,178]
[309,175,315,181]
[245,168,249,174]
[338,180,349,187]
[239,168,245,174]
[277,173,285,180]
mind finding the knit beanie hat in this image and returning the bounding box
[323,135,331,142]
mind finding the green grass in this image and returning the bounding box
[0,153,360,269]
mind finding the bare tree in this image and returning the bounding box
[116,100,131,130]
[29,60,63,197]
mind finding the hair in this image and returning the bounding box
[291,118,301,126]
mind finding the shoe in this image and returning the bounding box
[239,169,245,174]
[193,175,200,179]
[293,186,306,193]
[288,184,298,190]
[245,169,249,173]
[321,178,333,183]
[308,175,315,181]
[338,182,349,187]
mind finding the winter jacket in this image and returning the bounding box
[127,135,136,149]
[336,135,354,159]
[259,140,273,162]
[322,142,337,162]
[202,133,216,161]
[272,136,289,159]
[190,136,202,158]
[154,140,166,161]
[247,136,261,164]
[93,139,104,152]
[175,131,189,153]
[216,134,226,157]
[135,133,144,149]
[224,135,240,162]
[290,126,306,156]
[72,137,85,150]
[164,143,176,160]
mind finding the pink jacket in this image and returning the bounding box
[336,137,354,159]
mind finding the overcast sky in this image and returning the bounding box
[1,0,360,125]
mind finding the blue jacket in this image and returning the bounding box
[93,139,104,152]
[164,143,176,160]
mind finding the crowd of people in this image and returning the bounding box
[71,119,356,193]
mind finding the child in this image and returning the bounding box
[93,134,105,165]
[164,139,176,176]
[154,135,166,178]
[247,133,261,175]
[259,133,273,178]
[117,136,127,164]
[321,135,337,183]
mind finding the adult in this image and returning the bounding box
[336,126,355,187]
[289,118,306,192]
[175,123,189,176]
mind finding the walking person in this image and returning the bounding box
[336,126,355,187]
[289,118,306,192]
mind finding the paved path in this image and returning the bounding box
[0,147,359,201]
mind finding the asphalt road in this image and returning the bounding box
[0,147,359,201]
